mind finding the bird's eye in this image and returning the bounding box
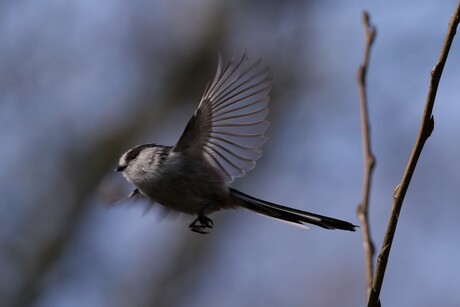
[125,150,139,162]
[125,144,151,163]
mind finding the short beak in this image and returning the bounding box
[115,165,125,172]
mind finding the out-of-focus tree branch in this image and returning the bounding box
[356,10,377,298]
[368,2,460,306]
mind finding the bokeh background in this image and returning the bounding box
[1,1,460,306]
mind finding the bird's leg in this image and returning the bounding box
[128,188,141,199]
[189,215,214,234]
[189,206,214,234]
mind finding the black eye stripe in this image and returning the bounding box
[124,144,171,164]
[125,144,155,163]
[125,149,139,162]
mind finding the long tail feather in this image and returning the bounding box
[230,188,357,231]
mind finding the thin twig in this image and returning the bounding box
[367,2,460,306]
[356,11,377,298]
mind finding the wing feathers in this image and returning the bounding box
[174,54,272,182]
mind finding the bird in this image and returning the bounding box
[116,53,357,234]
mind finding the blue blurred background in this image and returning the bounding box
[1,1,459,306]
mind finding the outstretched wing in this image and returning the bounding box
[173,53,272,182]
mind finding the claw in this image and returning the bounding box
[189,215,214,234]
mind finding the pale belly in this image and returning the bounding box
[135,160,231,215]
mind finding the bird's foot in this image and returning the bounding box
[189,215,214,234]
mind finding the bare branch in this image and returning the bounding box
[356,10,377,298]
[367,2,460,306]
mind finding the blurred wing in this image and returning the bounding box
[173,54,272,182]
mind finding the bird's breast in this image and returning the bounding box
[135,157,230,215]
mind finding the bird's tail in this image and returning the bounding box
[229,188,357,231]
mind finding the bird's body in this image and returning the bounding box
[117,54,357,233]
[124,144,230,215]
